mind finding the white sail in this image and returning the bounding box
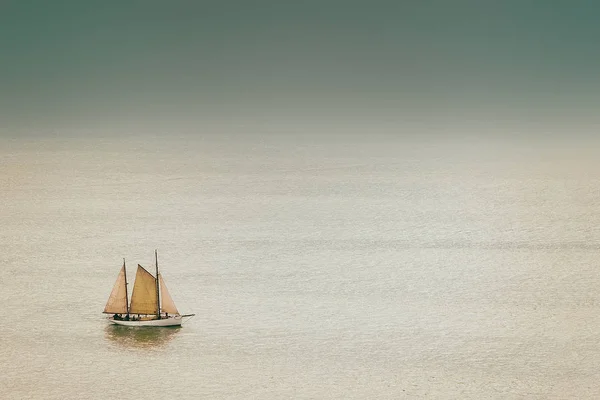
[129,265,158,315]
[159,275,179,315]
[103,265,128,314]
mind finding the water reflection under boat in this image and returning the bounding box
[104,324,181,349]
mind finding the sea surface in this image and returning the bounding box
[2,132,600,399]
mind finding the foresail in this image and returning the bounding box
[159,275,179,315]
[129,265,158,314]
[103,265,128,314]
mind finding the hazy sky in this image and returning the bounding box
[1,1,599,133]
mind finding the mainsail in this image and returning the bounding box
[103,265,128,314]
[159,275,179,315]
[129,265,158,314]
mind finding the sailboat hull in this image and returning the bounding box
[109,316,183,327]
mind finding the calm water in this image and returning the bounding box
[2,133,600,399]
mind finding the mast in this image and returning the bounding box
[155,249,161,319]
[123,258,129,317]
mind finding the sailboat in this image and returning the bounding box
[103,250,194,327]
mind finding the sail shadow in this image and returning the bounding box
[104,324,181,349]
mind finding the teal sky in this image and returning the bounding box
[1,1,600,133]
